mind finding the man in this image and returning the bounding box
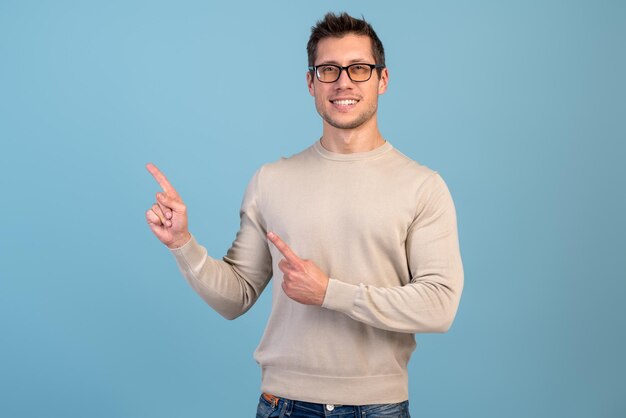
[146,12,463,418]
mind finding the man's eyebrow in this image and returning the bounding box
[316,58,373,66]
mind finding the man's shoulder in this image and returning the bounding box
[388,147,435,173]
[254,143,316,176]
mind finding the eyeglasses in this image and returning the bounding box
[308,63,385,83]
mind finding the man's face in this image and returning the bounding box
[307,34,389,131]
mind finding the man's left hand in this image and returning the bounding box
[267,232,329,306]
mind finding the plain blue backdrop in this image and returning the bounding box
[1,1,625,417]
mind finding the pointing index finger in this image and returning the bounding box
[146,163,180,197]
[267,232,301,264]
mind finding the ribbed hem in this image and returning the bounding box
[313,139,393,161]
[322,278,358,314]
[260,366,408,405]
[169,233,206,273]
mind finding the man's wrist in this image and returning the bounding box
[167,232,192,249]
[317,276,330,306]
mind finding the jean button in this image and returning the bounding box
[326,404,335,411]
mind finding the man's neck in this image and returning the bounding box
[320,121,385,154]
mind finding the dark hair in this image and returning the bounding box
[307,12,385,70]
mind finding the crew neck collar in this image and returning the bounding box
[312,139,393,162]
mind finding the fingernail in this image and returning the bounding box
[166,212,172,219]
[267,232,274,238]
[158,193,165,200]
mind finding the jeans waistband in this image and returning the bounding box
[259,393,410,417]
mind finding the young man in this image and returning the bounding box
[146,12,463,418]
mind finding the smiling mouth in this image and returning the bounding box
[331,99,359,106]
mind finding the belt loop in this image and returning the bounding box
[284,397,293,416]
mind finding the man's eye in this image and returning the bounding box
[352,65,366,70]
[321,66,337,73]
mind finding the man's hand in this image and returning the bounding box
[145,163,191,249]
[267,232,329,306]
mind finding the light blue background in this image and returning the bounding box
[1,1,625,417]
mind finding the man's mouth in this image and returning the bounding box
[330,99,359,106]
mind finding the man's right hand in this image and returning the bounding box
[145,163,191,249]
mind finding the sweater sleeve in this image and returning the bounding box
[321,173,464,333]
[168,167,273,320]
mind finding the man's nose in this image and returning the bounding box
[335,68,354,87]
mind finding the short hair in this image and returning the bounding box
[307,12,386,70]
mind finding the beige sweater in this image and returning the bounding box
[170,140,464,405]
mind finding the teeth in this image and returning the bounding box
[333,99,357,106]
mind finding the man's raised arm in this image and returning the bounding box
[145,164,273,320]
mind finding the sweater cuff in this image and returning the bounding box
[168,233,206,272]
[321,278,359,314]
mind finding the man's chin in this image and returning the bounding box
[317,104,377,131]
[321,114,372,130]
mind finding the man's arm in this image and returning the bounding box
[146,164,272,320]
[269,173,464,334]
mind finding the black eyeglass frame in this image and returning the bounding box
[308,63,386,83]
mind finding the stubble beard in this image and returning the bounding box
[316,99,379,130]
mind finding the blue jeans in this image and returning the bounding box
[256,394,411,417]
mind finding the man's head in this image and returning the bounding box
[307,12,385,71]
[306,12,389,132]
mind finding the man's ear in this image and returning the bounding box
[307,71,315,97]
[378,67,389,95]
